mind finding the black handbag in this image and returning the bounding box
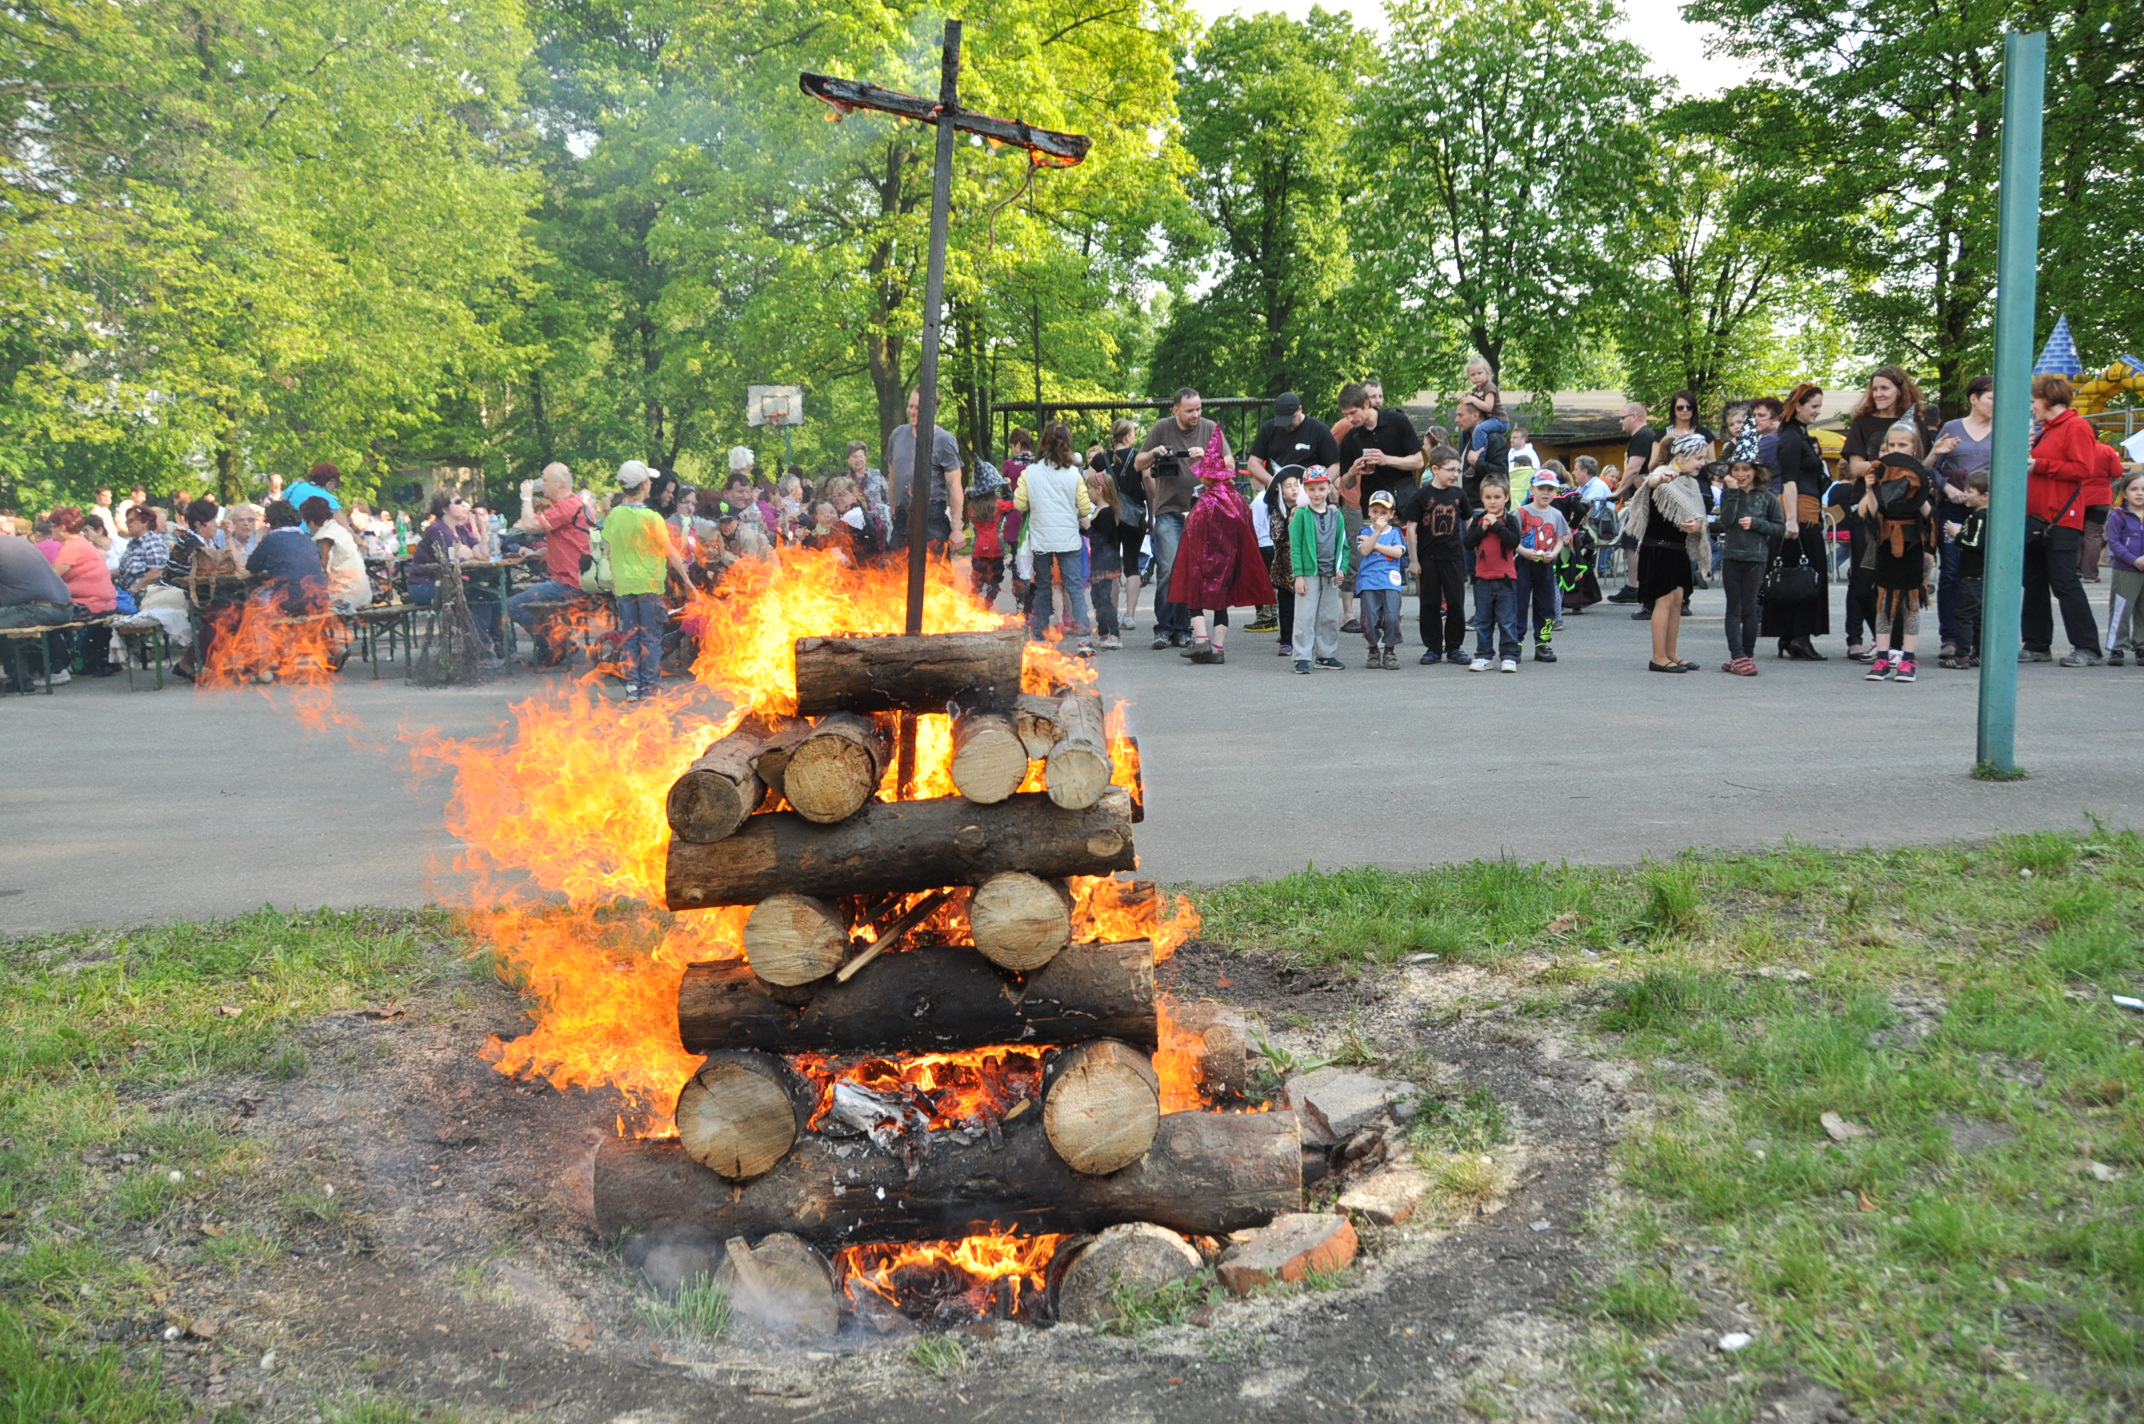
[2024,486,2080,550]
[1763,548,1823,608]
[1110,448,1148,530]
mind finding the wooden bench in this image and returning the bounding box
[0,614,121,695]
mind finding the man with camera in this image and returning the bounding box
[1136,388,1231,649]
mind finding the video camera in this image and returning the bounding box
[1148,448,1190,481]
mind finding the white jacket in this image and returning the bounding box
[1014,460,1093,554]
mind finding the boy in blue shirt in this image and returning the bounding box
[1355,488,1407,668]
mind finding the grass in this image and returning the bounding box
[5,837,2143,1421]
[0,908,457,1424]
[1100,1270,1223,1336]
[640,1276,733,1342]
[1208,831,2144,1421]
[906,1333,967,1377]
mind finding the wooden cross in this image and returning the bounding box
[801,22,1090,633]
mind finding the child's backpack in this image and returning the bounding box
[579,519,614,595]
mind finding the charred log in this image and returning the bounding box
[677,939,1157,1055]
[665,788,1135,910]
[594,1109,1301,1246]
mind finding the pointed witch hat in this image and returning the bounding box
[1192,421,1233,481]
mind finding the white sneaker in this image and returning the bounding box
[1500,658,1518,673]
[47,668,71,685]
[1469,657,1491,672]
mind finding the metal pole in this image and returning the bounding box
[905,20,960,637]
[1976,29,2045,774]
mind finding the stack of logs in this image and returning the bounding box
[592,628,1301,1327]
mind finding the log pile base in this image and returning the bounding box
[595,1110,1300,1247]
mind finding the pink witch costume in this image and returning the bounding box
[1168,425,1271,616]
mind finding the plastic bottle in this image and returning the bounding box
[395,511,411,557]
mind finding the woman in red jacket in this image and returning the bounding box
[2022,374,2117,665]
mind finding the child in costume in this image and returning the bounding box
[1168,425,1271,665]
[1858,422,1938,683]
[1264,470,1304,659]
[1288,467,1351,672]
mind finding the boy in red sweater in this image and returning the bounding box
[1466,480,1523,671]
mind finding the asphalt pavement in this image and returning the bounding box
[3,580,2138,934]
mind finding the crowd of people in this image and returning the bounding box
[5,364,2138,695]
[927,365,2138,683]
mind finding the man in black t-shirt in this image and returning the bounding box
[1248,392,1341,490]
[1401,444,1470,663]
[1608,401,1661,603]
[1335,383,1425,512]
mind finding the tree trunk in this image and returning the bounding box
[665,787,1136,910]
[792,629,1026,716]
[1044,1039,1161,1175]
[665,715,810,843]
[741,893,851,987]
[674,1051,818,1180]
[948,708,1028,805]
[677,939,1157,1055]
[967,871,1071,972]
[594,1109,1302,1246]
[1044,690,1110,811]
[781,712,890,825]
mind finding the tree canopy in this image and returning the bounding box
[2,0,2136,512]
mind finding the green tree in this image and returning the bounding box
[1616,135,1842,413]
[1680,0,2144,412]
[1147,9,1370,405]
[1352,0,1656,396]
[0,0,534,508]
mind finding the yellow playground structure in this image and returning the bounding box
[2076,354,2144,415]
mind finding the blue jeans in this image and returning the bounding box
[1935,532,1961,645]
[508,577,582,660]
[1148,511,1190,637]
[1028,548,1093,640]
[1472,577,1520,660]
[614,592,665,694]
[1359,588,1401,646]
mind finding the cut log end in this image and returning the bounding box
[675,1053,813,1180]
[1045,1039,1162,1175]
[1043,690,1111,811]
[968,871,1071,972]
[949,709,1029,805]
[1053,1223,1201,1326]
[715,1232,839,1341]
[782,713,889,825]
[742,893,849,988]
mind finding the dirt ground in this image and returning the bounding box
[104,942,1833,1424]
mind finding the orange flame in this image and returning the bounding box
[198,594,360,735]
[795,1047,1046,1134]
[412,545,1199,1139]
[834,1229,1070,1320]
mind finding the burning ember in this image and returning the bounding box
[834,1230,1069,1327]
[800,1049,1046,1144]
[413,546,1198,1135]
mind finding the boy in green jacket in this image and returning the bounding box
[1288,468,1353,673]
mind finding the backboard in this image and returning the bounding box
[747,385,805,428]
